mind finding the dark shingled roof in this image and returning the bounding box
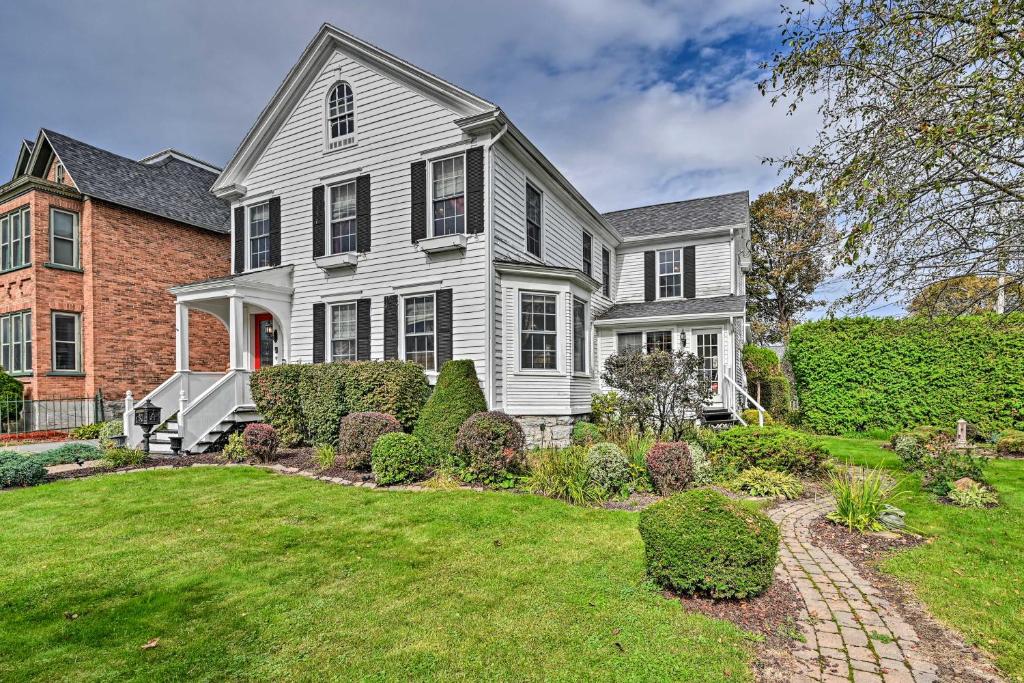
[596,295,747,321]
[602,191,749,238]
[42,129,229,234]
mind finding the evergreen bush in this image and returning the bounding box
[454,411,526,483]
[586,442,630,495]
[250,364,308,447]
[299,362,349,447]
[413,360,486,465]
[339,412,403,470]
[344,361,429,430]
[0,368,24,424]
[371,432,429,485]
[713,426,829,476]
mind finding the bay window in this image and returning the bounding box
[0,311,31,374]
[520,292,557,370]
[1,206,31,272]
[572,298,587,373]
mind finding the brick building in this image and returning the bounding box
[0,129,230,410]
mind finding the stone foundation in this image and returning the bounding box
[514,414,587,449]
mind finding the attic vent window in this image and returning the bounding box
[54,162,65,185]
[326,82,356,150]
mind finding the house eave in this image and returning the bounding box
[593,311,744,327]
[494,260,600,292]
[0,175,83,205]
[618,222,746,245]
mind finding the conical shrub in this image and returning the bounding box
[413,359,486,466]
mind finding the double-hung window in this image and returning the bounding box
[404,295,435,371]
[1,206,31,272]
[572,298,587,373]
[330,303,357,362]
[0,311,31,374]
[249,202,270,269]
[526,183,542,257]
[329,181,357,254]
[602,247,610,297]
[50,208,78,268]
[52,312,80,372]
[431,155,465,236]
[646,331,672,353]
[658,249,681,298]
[582,232,592,277]
[520,292,557,370]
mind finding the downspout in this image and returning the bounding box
[485,122,509,410]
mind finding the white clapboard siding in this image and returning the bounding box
[615,239,734,302]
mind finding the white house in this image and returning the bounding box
[127,24,752,452]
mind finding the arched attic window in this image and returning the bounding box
[326,81,356,150]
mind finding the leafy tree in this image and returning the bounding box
[760,0,1024,315]
[747,187,836,342]
[909,275,1023,316]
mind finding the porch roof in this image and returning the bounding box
[594,295,746,324]
[170,265,294,299]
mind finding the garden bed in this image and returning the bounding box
[42,453,222,482]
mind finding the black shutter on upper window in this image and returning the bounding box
[312,303,326,364]
[356,174,371,253]
[312,185,325,258]
[383,295,399,359]
[683,245,696,299]
[268,196,281,266]
[233,206,245,274]
[644,250,656,302]
[436,288,453,367]
[357,298,371,361]
[410,161,426,243]
[466,146,484,234]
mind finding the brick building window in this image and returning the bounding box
[1,206,31,272]
[50,208,79,268]
[51,312,81,373]
[0,310,32,374]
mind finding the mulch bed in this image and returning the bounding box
[672,576,804,649]
[275,447,375,483]
[1,431,72,446]
[809,516,924,563]
[44,453,222,482]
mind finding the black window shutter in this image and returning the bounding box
[466,146,484,234]
[383,295,399,359]
[436,288,453,367]
[312,185,325,258]
[233,206,245,273]
[410,161,426,243]
[683,246,696,299]
[602,248,611,297]
[312,303,326,363]
[268,196,281,266]
[644,250,656,302]
[357,298,371,360]
[356,174,371,253]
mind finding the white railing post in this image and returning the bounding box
[123,390,134,437]
[178,389,188,436]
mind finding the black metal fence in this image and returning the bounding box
[0,393,124,436]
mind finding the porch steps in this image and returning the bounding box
[146,404,261,455]
[702,407,740,428]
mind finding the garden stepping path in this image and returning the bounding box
[769,497,940,683]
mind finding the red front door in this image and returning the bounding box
[254,313,275,370]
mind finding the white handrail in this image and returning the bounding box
[722,373,767,426]
[178,370,251,452]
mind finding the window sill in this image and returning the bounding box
[45,371,85,377]
[44,262,83,273]
[417,233,467,254]
[0,263,32,276]
[315,252,359,271]
[513,369,562,377]
[572,372,592,379]
[8,372,33,379]
[324,139,358,154]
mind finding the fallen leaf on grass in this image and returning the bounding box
[141,638,160,650]
[63,612,78,620]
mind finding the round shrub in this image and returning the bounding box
[996,429,1024,457]
[571,421,602,447]
[219,431,247,463]
[371,432,429,485]
[413,360,487,465]
[344,360,430,430]
[687,441,714,486]
[639,489,780,598]
[339,412,403,470]
[586,442,630,494]
[0,368,24,424]
[713,426,829,476]
[250,364,308,447]
[0,451,45,488]
[299,362,349,447]
[454,411,526,482]
[740,409,774,426]
[243,423,279,463]
[645,442,693,494]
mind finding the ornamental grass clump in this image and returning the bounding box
[826,466,905,532]
[586,442,630,496]
[338,412,403,470]
[527,446,602,505]
[638,489,779,599]
[243,423,280,463]
[371,432,429,485]
[454,411,526,484]
[413,360,486,465]
[727,467,804,500]
[645,442,693,495]
[571,421,602,447]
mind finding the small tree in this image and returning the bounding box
[602,350,714,440]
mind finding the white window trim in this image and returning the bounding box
[516,289,561,375]
[582,231,593,277]
[656,247,683,300]
[399,293,437,372]
[49,208,80,269]
[325,179,358,255]
[328,301,359,363]
[54,161,65,184]
[50,311,81,374]
[0,309,32,375]
[323,80,358,153]
[246,201,272,272]
[525,180,544,259]
[427,152,466,238]
[571,297,589,376]
[1,205,32,272]
[694,327,722,400]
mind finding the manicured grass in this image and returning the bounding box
[0,467,752,682]
[822,436,1024,681]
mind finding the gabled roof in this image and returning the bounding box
[603,191,750,239]
[11,139,35,180]
[595,295,747,322]
[139,148,222,174]
[23,129,230,234]
[213,23,495,195]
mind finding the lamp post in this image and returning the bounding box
[133,399,162,455]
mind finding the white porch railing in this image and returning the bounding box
[178,370,252,452]
[125,372,222,447]
[722,373,767,426]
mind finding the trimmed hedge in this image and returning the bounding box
[372,432,428,485]
[414,360,486,465]
[339,412,403,470]
[788,315,1024,434]
[713,426,829,476]
[344,361,429,431]
[639,489,779,598]
[454,411,526,482]
[250,364,308,447]
[299,362,349,447]
[997,429,1024,457]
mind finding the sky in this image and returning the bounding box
[0,0,871,314]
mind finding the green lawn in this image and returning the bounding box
[822,436,1024,681]
[0,467,751,682]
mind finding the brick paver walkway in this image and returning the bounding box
[769,498,940,683]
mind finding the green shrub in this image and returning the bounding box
[371,432,428,485]
[32,443,103,466]
[338,412,403,470]
[639,489,779,599]
[948,480,998,508]
[243,423,280,463]
[344,361,430,431]
[687,441,715,486]
[0,451,45,487]
[891,425,951,449]
[919,449,986,496]
[101,448,146,469]
[313,444,336,470]
[646,442,694,494]
[453,411,526,484]
[250,364,308,447]
[996,429,1024,457]
[713,426,829,476]
[892,435,926,471]
[527,446,603,504]
[727,467,804,499]
[0,368,24,424]
[586,442,630,495]
[219,431,247,463]
[413,360,487,465]
[826,466,905,532]
[70,422,104,439]
[590,391,621,428]
[98,419,124,450]
[788,315,1024,434]
[571,421,602,447]
[618,430,656,491]
[299,362,349,447]
[742,345,791,417]
[740,409,774,426]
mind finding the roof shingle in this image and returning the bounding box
[602,191,749,238]
[595,295,747,321]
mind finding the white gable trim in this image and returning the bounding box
[212,23,495,197]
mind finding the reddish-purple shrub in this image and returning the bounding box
[454,411,526,482]
[338,412,403,470]
[646,441,693,494]
[243,423,280,463]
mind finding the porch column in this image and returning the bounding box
[228,295,246,370]
[175,302,190,372]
